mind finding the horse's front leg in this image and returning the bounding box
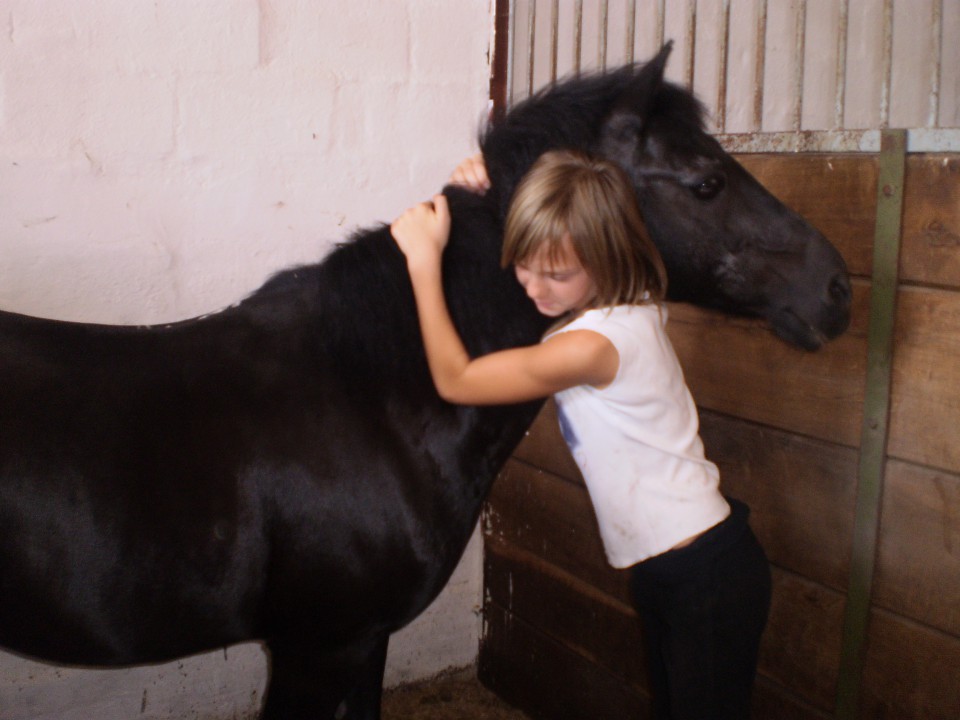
[339,634,389,720]
[262,634,389,720]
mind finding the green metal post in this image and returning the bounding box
[834,129,907,720]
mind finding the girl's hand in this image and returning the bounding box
[449,153,490,194]
[390,194,451,272]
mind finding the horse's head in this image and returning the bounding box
[599,44,852,350]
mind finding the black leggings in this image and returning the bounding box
[628,499,771,720]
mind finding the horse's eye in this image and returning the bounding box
[691,174,725,200]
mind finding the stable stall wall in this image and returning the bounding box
[481,152,960,719]
[0,2,493,718]
[481,1,959,719]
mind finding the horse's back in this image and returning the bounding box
[0,303,468,665]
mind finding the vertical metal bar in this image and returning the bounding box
[526,0,537,97]
[507,0,517,107]
[599,0,609,71]
[793,0,807,131]
[656,0,665,49]
[625,0,637,64]
[834,128,907,720]
[492,0,514,116]
[835,0,849,130]
[879,0,893,128]
[684,0,696,89]
[754,0,768,131]
[716,0,731,132]
[573,0,583,76]
[928,0,943,127]
[550,0,559,84]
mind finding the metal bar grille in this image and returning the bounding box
[506,0,960,152]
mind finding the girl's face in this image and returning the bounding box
[513,238,598,317]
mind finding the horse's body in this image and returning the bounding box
[0,46,850,719]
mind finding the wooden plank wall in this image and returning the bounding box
[479,151,960,719]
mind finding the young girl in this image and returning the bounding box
[392,150,771,720]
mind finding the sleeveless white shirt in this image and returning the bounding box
[547,304,730,568]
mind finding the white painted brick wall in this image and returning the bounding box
[0,0,492,323]
[0,1,494,716]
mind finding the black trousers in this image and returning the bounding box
[628,499,771,720]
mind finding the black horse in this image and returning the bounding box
[0,45,849,719]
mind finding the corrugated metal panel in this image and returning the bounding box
[506,0,960,152]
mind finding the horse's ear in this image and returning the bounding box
[615,41,671,118]
[649,41,673,75]
[599,41,672,161]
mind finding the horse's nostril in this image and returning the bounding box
[829,273,851,306]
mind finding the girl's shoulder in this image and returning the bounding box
[573,303,665,331]
[546,303,665,351]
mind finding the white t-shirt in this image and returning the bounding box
[548,304,730,568]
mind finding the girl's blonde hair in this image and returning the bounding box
[502,149,667,307]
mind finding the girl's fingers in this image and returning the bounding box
[391,196,450,256]
[432,194,449,221]
[450,153,490,193]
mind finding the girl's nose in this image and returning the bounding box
[525,277,546,300]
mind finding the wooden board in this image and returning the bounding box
[700,411,859,592]
[667,292,868,449]
[486,459,628,602]
[860,607,960,720]
[739,154,960,290]
[873,460,960,636]
[751,676,833,720]
[738,154,878,278]
[480,601,651,720]
[759,569,846,714]
[484,540,645,689]
[900,155,960,288]
[889,286,960,474]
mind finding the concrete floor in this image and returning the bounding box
[382,668,531,720]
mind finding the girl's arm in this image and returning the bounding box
[391,195,618,405]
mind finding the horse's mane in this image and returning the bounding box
[480,66,634,216]
[236,188,545,403]
[235,224,426,397]
[480,59,706,218]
